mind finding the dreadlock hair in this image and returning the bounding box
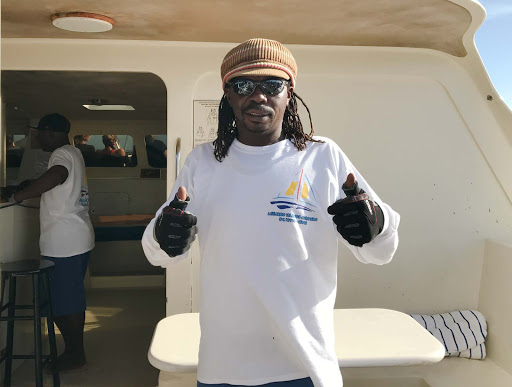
[213,92,324,162]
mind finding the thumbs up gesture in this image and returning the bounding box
[327,173,384,247]
[154,186,198,257]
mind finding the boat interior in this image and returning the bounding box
[0,0,511,386]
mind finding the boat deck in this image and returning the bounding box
[11,287,165,387]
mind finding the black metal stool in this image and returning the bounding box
[0,259,60,387]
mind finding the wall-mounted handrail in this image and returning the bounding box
[175,137,181,180]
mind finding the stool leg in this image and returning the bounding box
[0,274,6,313]
[0,273,6,364]
[43,272,60,386]
[33,274,43,387]
[4,276,16,387]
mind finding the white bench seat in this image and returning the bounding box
[149,309,444,371]
[150,308,445,386]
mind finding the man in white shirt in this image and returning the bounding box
[142,39,400,386]
[14,113,95,372]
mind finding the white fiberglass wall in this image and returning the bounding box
[2,39,511,317]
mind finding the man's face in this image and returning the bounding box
[38,130,53,152]
[38,130,64,152]
[225,76,293,146]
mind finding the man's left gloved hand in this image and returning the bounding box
[327,173,384,247]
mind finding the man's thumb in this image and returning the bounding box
[344,173,356,189]
[177,186,187,201]
[167,186,189,211]
[342,173,361,196]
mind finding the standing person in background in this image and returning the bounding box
[142,39,400,386]
[13,113,94,372]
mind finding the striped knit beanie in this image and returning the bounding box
[221,38,297,90]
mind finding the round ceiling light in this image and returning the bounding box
[51,12,114,33]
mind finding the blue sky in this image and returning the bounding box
[475,0,512,109]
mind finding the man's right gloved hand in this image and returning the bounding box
[154,186,198,257]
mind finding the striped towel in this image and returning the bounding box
[410,310,487,359]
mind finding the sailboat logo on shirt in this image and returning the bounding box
[270,169,317,212]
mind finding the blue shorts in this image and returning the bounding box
[197,378,314,387]
[41,252,90,317]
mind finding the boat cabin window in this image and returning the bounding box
[74,134,137,167]
[6,134,27,168]
[144,135,167,168]
[5,127,40,185]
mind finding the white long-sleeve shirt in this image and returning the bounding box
[142,137,400,386]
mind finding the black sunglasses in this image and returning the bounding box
[227,79,289,96]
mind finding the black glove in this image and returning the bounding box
[154,193,198,257]
[327,178,384,247]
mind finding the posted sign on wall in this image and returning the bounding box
[193,100,220,148]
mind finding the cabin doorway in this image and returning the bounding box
[1,70,168,386]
